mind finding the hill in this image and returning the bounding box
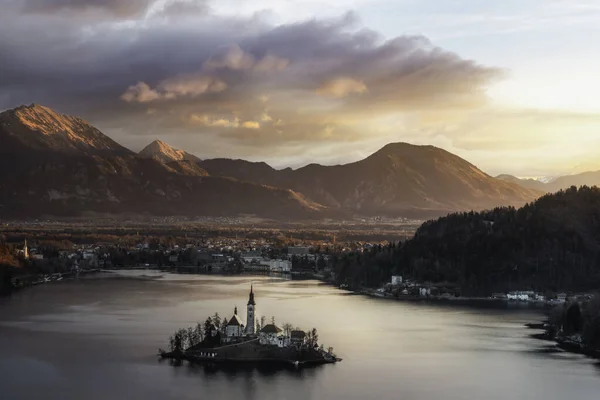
[139,140,201,164]
[332,186,600,294]
[0,105,327,220]
[200,143,542,217]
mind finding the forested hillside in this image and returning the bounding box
[333,186,600,295]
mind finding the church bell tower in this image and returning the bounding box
[246,284,257,335]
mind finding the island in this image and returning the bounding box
[158,285,341,367]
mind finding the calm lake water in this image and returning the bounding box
[1,271,599,400]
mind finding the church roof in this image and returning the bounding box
[260,324,283,334]
[227,314,243,326]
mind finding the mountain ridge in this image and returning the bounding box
[139,139,201,164]
[497,172,600,194]
[0,104,131,156]
[0,103,544,219]
[199,142,543,217]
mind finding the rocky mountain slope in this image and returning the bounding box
[139,140,201,164]
[0,104,131,156]
[0,104,325,219]
[0,103,544,220]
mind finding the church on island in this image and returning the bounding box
[222,285,306,348]
[161,284,341,367]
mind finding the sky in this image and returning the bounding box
[1,0,599,177]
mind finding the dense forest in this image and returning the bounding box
[333,186,600,295]
[0,244,20,294]
[549,298,600,351]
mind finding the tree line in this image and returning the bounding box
[332,186,600,295]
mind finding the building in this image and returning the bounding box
[245,285,257,335]
[391,276,403,286]
[266,259,292,273]
[259,324,284,346]
[225,307,244,341]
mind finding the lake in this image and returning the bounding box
[1,271,599,400]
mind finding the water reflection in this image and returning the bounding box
[0,271,599,400]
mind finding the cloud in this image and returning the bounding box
[203,44,289,72]
[20,0,153,18]
[241,121,260,129]
[316,77,367,98]
[121,75,226,103]
[0,1,506,168]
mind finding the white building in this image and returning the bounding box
[391,276,403,285]
[507,291,534,301]
[259,324,284,346]
[225,307,244,340]
[266,259,292,273]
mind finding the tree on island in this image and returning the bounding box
[203,317,213,337]
[221,317,228,335]
[213,313,221,329]
[271,316,276,325]
[260,316,266,330]
[306,328,319,347]
[282,323,293,336]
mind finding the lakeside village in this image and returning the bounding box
[159,285,341,367]
[5,238,597,307]
[362,274,595,307]
[5,238,340,288]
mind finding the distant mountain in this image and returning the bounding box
[0,104,544,220]
[200,143,542,217]
[0,104,131,156]
[550,171,600,191]
[0,105,326,220]
[497,171,600,193]
[139,139,201,164]
[495,174,548,192]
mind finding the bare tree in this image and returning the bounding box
[271,316,276,325]
[260,316,266,329]
[282,323,293,336]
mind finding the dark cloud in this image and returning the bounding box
[19,0,154,17]
[0,1,501,161]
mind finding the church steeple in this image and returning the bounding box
[245,284,257,335]
[247,284,256,306]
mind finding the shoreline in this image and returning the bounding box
[355,287,554,308]
[159,350,339,368]
[526,320,600,360]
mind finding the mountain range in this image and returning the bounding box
[0,104,549,220]
[497,172,600,194]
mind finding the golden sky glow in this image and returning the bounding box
[1,0,599,177]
